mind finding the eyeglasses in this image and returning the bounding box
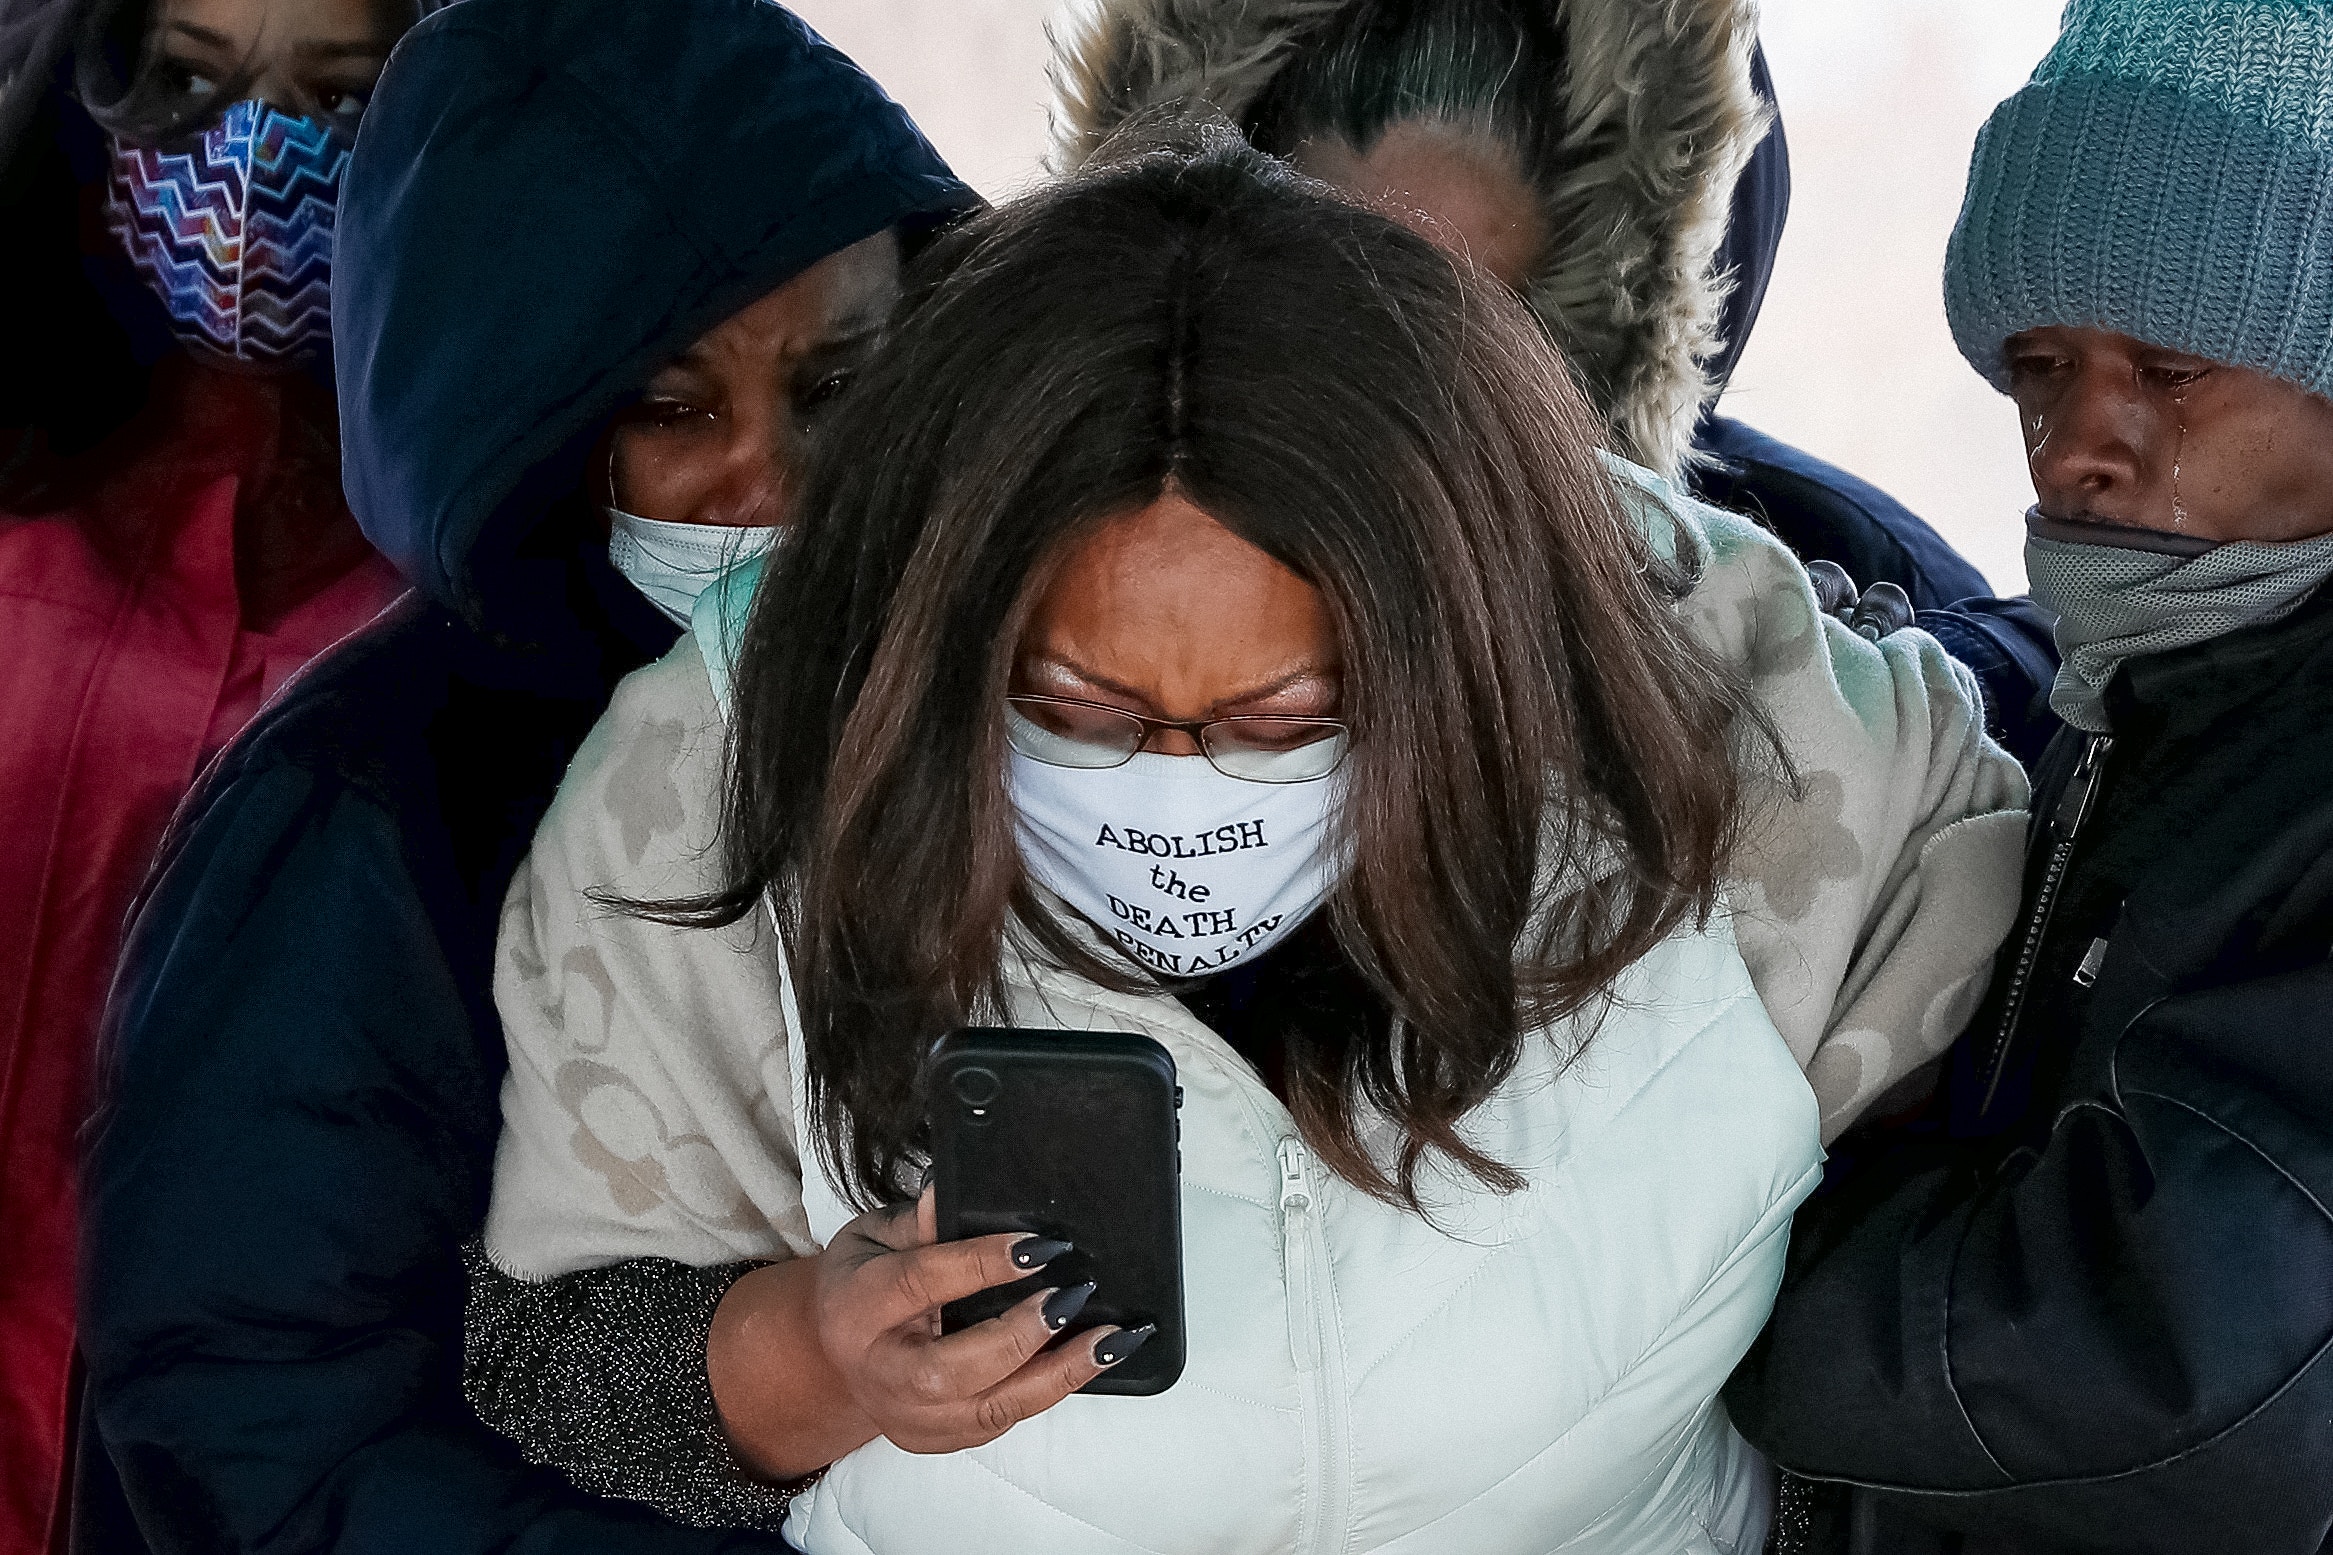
[1004,695,1349,784]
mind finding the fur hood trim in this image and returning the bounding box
[1051,0,1767,478]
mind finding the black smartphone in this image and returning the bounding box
[929,1027,1185,1396]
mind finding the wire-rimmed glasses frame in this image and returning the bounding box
[1004,694,1349,784]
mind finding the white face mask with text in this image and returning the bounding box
[1008,748,1346,978]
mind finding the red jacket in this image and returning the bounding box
[0,357,405,1553]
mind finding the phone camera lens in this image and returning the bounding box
[950,1066,1002,1107]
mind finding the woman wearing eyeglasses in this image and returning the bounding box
[467,129,2029,1553]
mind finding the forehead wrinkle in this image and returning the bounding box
[720,292,891,367]
[781,319,883,368]
[825,297,891,338]
[1028,650,1336,713]
[650,341,715,378]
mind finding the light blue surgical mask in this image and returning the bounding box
[606,508,780,627]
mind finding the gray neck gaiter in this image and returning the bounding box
[2025,512,2333,732]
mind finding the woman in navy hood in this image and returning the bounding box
[74,0,974,1549]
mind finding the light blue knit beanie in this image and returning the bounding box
[1945,0,2333,398]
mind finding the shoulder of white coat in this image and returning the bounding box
[487,628,803,1275]
[537,630,731,901]
[1603,450,1807,662]
[1604,451,1990,744]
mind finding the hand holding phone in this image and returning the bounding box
[710,1029,1184,1475]
[929,1028,1186,1396]
[798,1187,1144,1454]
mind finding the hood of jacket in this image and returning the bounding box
[1053,0,1772,479]
[0,0,74,163]
[334,0,976,635]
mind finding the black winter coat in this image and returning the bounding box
[74,1,974,1550]
[1727,586,2333,1554]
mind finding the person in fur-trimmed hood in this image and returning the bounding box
[1053,0,2063,763]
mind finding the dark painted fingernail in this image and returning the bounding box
[1806,559,1859,618]
[1011,1236,1072,1270]
[1092,1324,1156,1367]
[1850,582,1915,640]
[1042,1281,1096,1331]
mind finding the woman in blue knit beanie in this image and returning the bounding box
[1723,4,2333,1554]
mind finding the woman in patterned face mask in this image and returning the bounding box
[83,0,417,364]
[68,1,982,1549]
[0,0,421,1537]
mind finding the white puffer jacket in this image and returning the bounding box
[780,913,1816,1555]
[481,463,2028,1553]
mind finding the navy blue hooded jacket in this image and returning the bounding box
[1690,49,2060,765]
[75,2,973,1551]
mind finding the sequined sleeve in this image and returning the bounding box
[461,1239,813,1531]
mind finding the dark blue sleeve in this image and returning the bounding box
[79,757,790,1555]
[1689,414,2062,765]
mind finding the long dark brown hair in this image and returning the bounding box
[659,124,1766,1212]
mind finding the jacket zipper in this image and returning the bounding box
[1056,977,1353,1554]
[1275,1134,1350,1555]
[1977,733,2113,1116]
[1278,1138,1320,1368]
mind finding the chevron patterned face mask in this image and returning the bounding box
[104,100,348,366]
